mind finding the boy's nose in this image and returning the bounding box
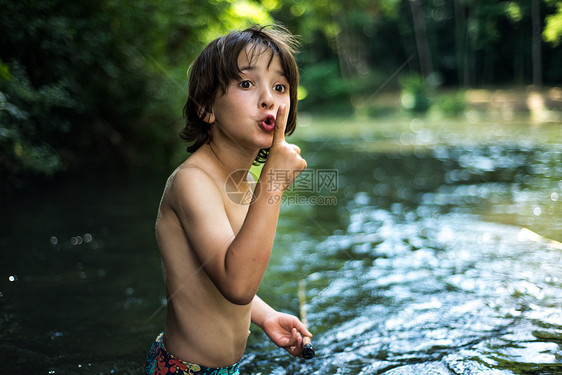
[259,88,274,109]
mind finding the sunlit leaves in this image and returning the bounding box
[544,2,562,45]
[201,0,274,43]
[504,1,523,22]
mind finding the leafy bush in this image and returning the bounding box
[399,75,431,113]
[0,62,72,189]
[0,0,161,188]
[299,61,354,114]
[435,91,467,116]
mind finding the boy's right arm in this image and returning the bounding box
[171,105,306,305]
[251,295,312,357]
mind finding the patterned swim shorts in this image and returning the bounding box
[145,332,241,375]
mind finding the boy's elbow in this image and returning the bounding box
[227,294,254,306]
[221,283,255,306]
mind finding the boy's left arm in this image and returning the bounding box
[251,295,312,357]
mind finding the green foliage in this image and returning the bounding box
[0,0,288,190]
[544,1,562,45]
[1,0,562,191]
[0,0,158,186]
[0,62,70,180]
[0,61,11,81]
[435,91,467,117]
[298,61,353,113]
[399,75,431,113]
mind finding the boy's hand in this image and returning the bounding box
[263,104,307,193]
[261,311,313,357]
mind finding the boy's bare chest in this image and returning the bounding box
[217,174,253,235]
[224,200,250,235]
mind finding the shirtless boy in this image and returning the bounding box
[145,25,311,374]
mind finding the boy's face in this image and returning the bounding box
[208,46,291,151]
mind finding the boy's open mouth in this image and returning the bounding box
[259,115,276,132]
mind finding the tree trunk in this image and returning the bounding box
[465,6,477,87]
[531,0,543,87]
[453,0,467,86]
[408,0,433,78]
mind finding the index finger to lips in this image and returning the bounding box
[272,104,288,145]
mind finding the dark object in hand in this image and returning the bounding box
[302,338,315,359]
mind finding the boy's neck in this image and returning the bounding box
[206,141,258,176]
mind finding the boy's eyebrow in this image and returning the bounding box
[239,65,287,78]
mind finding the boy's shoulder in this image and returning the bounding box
[159,161,234,238]
[163,162,222,204]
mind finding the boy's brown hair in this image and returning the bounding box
[180,25,300,164]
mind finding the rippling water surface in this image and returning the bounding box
[1,117,560,374]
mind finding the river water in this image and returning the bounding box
[1,116,561,374]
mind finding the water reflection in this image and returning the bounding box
[245,136,561,374]
[1,120,560,374]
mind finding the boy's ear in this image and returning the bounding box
[198,106,215,124]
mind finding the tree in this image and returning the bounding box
[408,0,433,78]
[543,0,562,45]
[0,0,273,190]
[532,0,543,86]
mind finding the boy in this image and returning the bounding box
[145,25,311,374]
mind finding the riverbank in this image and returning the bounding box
[348,85,562,123]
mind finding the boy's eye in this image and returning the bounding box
[239,80,253,89]
[274,84,287,93]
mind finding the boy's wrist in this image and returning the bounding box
[251,296,277,328]
[259,166,300,194]
[254,180,285,205]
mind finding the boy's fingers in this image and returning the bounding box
[285,329,303,357]
[296,320,312,337]
[272,104,288,146]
